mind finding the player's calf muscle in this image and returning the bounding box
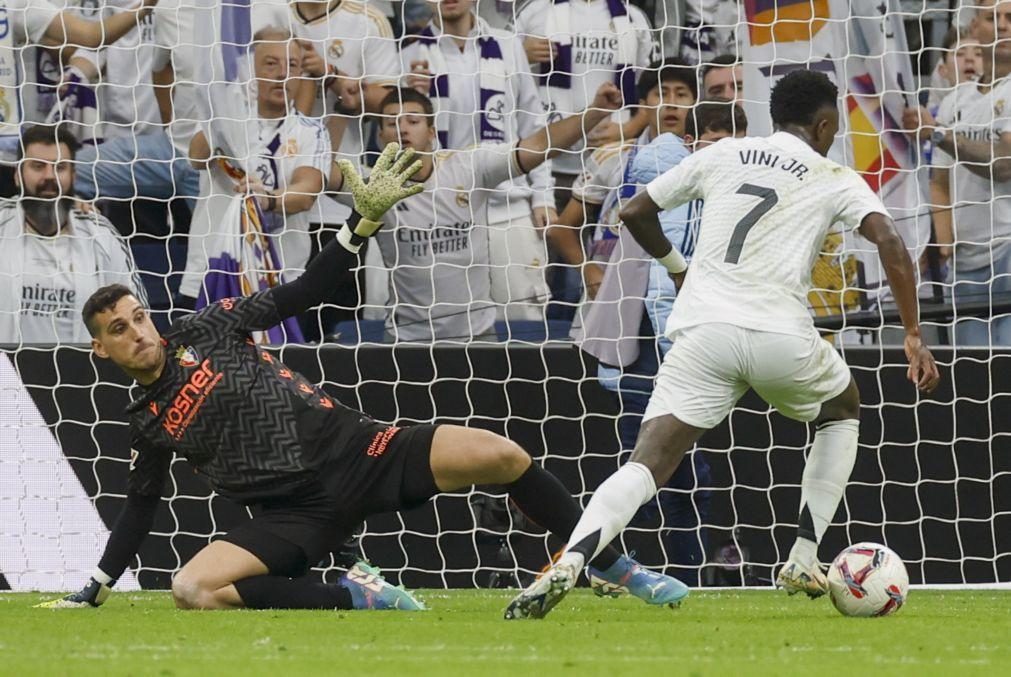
[817,379,860,423]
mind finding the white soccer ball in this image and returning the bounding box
[827,542,909,617]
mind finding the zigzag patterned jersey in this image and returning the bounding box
[123,290,378,504]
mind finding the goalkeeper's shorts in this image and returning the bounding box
[219,424,441,577]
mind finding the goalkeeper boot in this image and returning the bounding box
[503,560,578,620]
[588,554,689,608]
[776,560,829,599]
[339,561,426,611]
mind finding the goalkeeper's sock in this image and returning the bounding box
[788,418,860,569]
[505,462,621,570]
[233,575,354,610]
[560,462,657,571]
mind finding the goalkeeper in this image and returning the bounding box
[40,143,683,612]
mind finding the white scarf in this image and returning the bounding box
[413,15,508,148]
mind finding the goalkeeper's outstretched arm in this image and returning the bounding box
[269,143,422,320]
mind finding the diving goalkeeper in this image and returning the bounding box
[39,143,683,612]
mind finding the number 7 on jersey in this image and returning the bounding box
[725,183,779,264]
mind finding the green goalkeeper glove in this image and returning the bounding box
[336,142,423,237]
[35,577,112,609]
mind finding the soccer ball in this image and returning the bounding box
[827,542,909,617]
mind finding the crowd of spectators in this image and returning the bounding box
[0,0,1007,349]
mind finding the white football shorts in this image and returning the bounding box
[643,323,852,429]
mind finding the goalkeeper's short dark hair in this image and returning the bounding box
[637,58,698,103]
[769,70,838,127]
[686,100,748,140]
[380,87,436,127]
[83,283,136,337]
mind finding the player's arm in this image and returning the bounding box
[929,166,954,263]
[187,144,422,334]
[934,130,1011,182]
[44,1,158,50]
[620,146,706,285]
[37,441,171,609]
[514,83,623,174]
[188,130,212,170]
[545,197,593,266]
[858,213,941,393]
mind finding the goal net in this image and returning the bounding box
[1,0,1008,592]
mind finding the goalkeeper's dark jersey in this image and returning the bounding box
[124,290,379,504]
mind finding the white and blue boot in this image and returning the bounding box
[588,554,689,608]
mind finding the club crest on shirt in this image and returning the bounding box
[175,345,200,368]
[328,40,344,60]
[996,99,1006,117]
[455,186,469,208]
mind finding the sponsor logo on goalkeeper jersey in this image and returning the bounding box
[162,359,223,440]
[366,426,401,457]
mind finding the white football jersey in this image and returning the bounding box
[933,78,1011,271]
[513,0,654,176]
[181,112,330,299]
[252,0,399,159]
[0,203,145,344]
[647,132,888,338]
[373,144,519,342]
[69,0,160,138]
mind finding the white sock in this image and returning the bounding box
[788,418,859,568]
[559,462,657,570]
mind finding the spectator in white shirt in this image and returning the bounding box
[67,1,180,205]
[0,125,145,344]
[402,0,555,322]
[512,0,656,206]
[0,0,159,159]
[180,28,330,308]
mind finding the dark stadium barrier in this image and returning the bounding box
[3,345,1008,589]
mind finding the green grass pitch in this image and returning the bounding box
[3,589,1008,675]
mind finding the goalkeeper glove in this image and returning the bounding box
[35,576,113,609]
[335,142,423,248]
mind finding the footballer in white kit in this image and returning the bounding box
[506,70,941,620]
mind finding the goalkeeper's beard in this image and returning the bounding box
[22,191,72,237]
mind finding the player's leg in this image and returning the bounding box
[174,504,422,611]
[428,425,623,569]
[171,540,269,609]
[562,414,706,569]
[747,330,860,598]
[506,324,748,619]
[173,533,360,611]
[776,378,860,597]
[429,424,688,614]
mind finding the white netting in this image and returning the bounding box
[0,0,1008,592]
